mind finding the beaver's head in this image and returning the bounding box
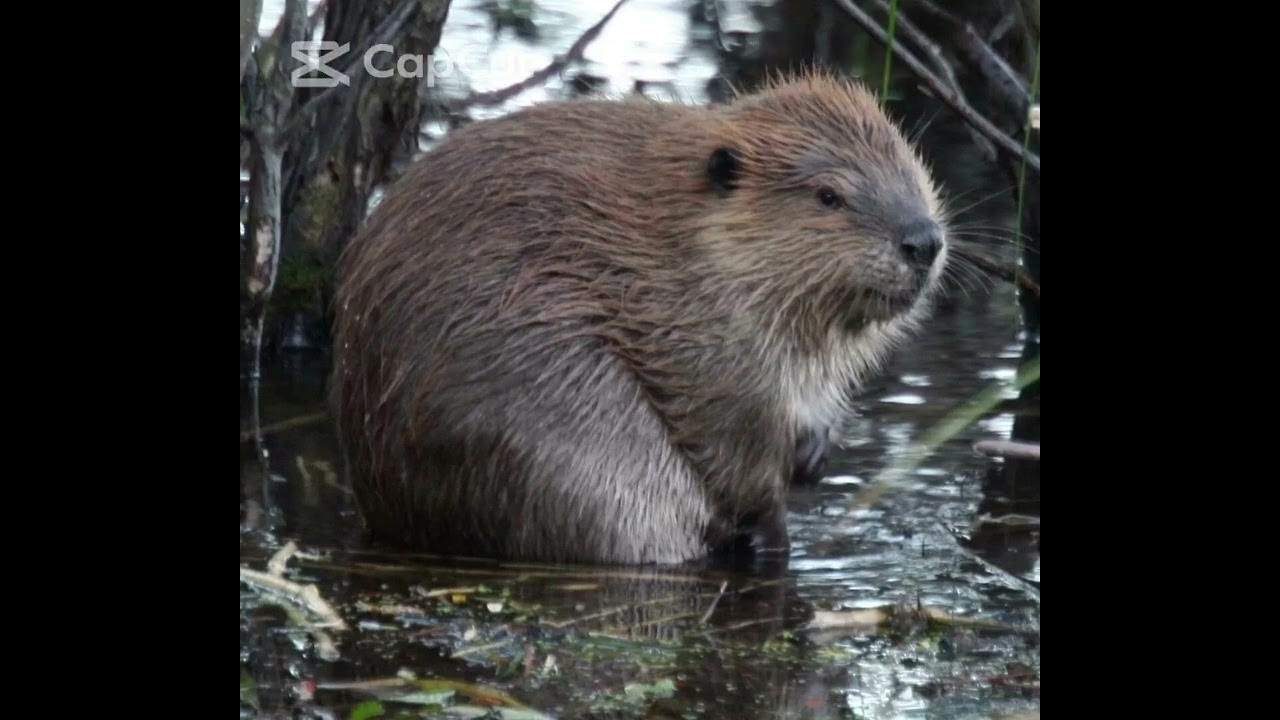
[698,71,947,332]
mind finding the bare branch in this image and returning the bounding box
[240,566,349,630]
[871,0,996,161]
[280,0,422,142]
[833,0,1039,173]
[910,0,1031,121]
[450,0,631,111]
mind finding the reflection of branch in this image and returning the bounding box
[833,0,1039,172]
[449,0,630,111]
[281,0,421,141]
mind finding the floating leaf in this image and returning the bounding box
[348,700,385,720]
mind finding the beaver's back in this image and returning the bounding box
[331,99,718,562]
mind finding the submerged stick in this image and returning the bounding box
[240,567,349,630]
[268,540,300,576]
[973,439,1040,461]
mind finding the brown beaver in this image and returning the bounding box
[332,71,948,564]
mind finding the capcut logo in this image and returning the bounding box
[291,41,455,88]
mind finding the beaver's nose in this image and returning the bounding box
[898,221,941,270]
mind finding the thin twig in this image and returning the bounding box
[449,0,630,110]
[452,637,515,658]
[700,581,729,624]
[832,0,1039,172]
[871,0,997,160]
[912,0,1032,108]
[413,585,482,599]
[543,590,718,630]
[239,411,329,442]
[699,616,782,637]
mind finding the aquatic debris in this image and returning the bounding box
[316,678,550,719]
[267,540,300,576]
[348,700,385,720]
[413,585,482,599]
[808,604,1027,634]
[808,608,890,630]
[356,600,429,617]
[242,540,348,661]
[240,567,348,631]
[623,678,677,701]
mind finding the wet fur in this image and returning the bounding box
[332,71,946,564]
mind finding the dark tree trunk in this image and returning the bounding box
[240,0,263,83]
[277,0,452,346]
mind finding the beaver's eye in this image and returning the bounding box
[817,189,842,209]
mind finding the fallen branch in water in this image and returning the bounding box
[413,585,483,600]
[240,567,349,630]
[268,540,300,576]
[973,439,1040,461]
[449,0,630,110]
[808,604,1029,634]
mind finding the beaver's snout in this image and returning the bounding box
[897,218,943,272]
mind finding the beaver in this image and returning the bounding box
[332,71,948,564]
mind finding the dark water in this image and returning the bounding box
[244,2,1039,718]
[240,285,1040,720]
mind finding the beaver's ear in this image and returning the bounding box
[706,147,741,193]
